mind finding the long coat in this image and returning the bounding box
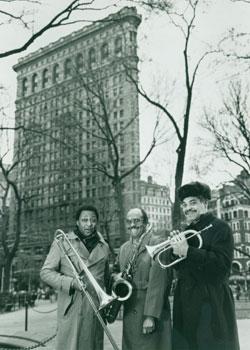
[172,213,240,350]
[119,231,172,350]
[40,231,110,350]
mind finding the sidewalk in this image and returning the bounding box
[0,300,249,350]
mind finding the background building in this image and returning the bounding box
[140,176,172,234]
[209,177,250,291]
[11,7,142,288]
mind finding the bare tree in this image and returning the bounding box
[69,67,158,243]
[127,0,216,227]
[0,0,117,58]
[0,159,22,291]
[203,80,250,199]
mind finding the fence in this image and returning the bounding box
[0,292,37,313]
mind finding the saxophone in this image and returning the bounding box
[105,224,152,323]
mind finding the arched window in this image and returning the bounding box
[114,36,122,54]
[101,43,109,60]
[64,58,72,78]
[232,261,241,274]
[88,48,96,68]
[52,64,59,84]
[32,73,38,93]
[76,53,83,72]
[42,68,49,88]
[22,77,28,97]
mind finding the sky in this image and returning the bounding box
[1,0,250,197]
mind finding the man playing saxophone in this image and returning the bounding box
[40,205,111,350]
[116,207,172,350]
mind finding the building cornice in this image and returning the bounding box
[13,6,141,72]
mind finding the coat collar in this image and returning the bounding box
[187,212,215,231]
[66,231,107,268]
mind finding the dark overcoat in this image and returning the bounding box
[40,231,110,350]
[172,213,240,350]
[119,231,172,350]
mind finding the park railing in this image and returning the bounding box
[0,292,37,313]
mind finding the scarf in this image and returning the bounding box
[74,225,100,253]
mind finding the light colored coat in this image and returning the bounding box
[119,232,172,350]
[40,231,110,350]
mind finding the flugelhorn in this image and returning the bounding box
[55,229,120,350]
[146,224,212,269]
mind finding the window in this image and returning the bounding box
[52,64,59,83]
[114,36,122,54]
[88,48,96,68]
[129,31,136,42]
[64,58,72,78]
[42,68,49,88]
[22,77,28,96]
[234,232,241,243]
[32,73,38,93]
[76,53,83,71]
[101,43,109,59]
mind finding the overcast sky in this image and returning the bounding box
[1,0,250,195]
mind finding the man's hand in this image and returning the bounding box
[170,230,189,258]
[70,277,83,292]
[142,316,155,334]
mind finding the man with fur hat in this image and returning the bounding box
[170,181,239,350]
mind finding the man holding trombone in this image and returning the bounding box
[40,205,114,350]
[169,181,240,350]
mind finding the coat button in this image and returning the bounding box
[133,309,137,314]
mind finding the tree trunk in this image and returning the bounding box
[3,257,12,292]
[172,144,186,229]
[113,179,127,244]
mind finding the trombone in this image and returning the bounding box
[55,229,120,350]
[146,224,213,269]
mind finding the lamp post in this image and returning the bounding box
[243,271,247,292]
[1,266,4,292]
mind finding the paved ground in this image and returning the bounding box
[0,300,249,350]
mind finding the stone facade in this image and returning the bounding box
[140,176,172,234]
[12,7,142,281]
[209,179,250,291]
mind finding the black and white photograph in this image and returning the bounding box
[0,1,250,349]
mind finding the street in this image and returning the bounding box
[0,300,249,350]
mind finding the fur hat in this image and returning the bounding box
[178,181,211,201]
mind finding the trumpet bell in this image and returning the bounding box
[146,239,170,259]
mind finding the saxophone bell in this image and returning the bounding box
[111,274,133,301]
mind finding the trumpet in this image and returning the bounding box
[55,229,120,350]
[146,224,213,269]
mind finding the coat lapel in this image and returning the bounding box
[87,232,107,268]
[137,232,152,257]
[66,231,107,268]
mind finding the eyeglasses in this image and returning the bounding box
[126,218,143,225]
